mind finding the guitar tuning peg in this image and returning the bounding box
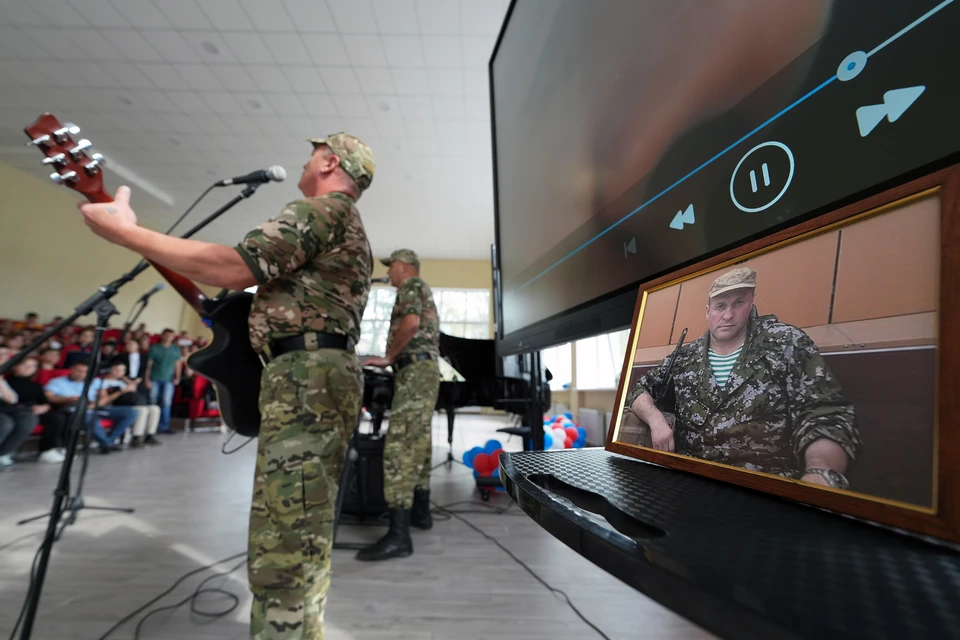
[53,123,80,143]
[84,152,105,174]
[90,152,105,166]
[50,171,78,185]
[42,152,67,166]
[68,139,92,160]
[26,134,51,147]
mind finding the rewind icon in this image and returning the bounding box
[670,204,695,230]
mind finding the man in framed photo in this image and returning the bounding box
[626,266,861,490]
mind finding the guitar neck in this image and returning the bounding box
[86,191,210,317]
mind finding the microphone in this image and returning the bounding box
[138,283,166,302]
[216,165,286,187]
[372,276,390,284]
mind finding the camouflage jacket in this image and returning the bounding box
[235,193,373,352]
[387,276,440,359]
[626,307,861,477]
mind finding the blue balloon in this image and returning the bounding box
[473,470,480,478]
[563,412,573,420]
[492,467,500,478]
[572,439,584,449]
[543,433,553,450]
[576,426,587,438]
[463,446,483,467]
[483,439,503,454]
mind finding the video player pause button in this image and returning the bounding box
[730,141,795,213]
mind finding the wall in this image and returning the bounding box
[372,258,492,290]
[0,162,188,333]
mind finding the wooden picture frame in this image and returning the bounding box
[606,164,960,542]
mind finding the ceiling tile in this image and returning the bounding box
[0,61,44,86]
[427,68,462,96]
[238,0,296,31]
[166,91,215,113]
[247,65,294,92]
[160,112,202,133]
[0,1,49,27]
[464,97,490,120]
[24,28,85,61]
[100,62,158,89]
[332,95,370,118]
[398,95,432,118]
[154,0,213,30]
[432,96,464,119]
[407,136,439,155]
[175,64,226,91]
[65,0,129,27]
[232,91,276,115]
[264,93,307,116]
[197,0,255,30]
[215,65,260,91]
[298,94,339,116]
[135,63,189,90]
[461,35,493,68]
[369,96,402,119]
[62,28,127,61]
[0,27,53,60]
[250,115,290,136]
[459,0,506,36]
[141,33,201,65]
[282,0,336,31]
[390,68,429,95]
[180,32,238,64]
[112,0,171,28]
[301,33,350,66]
[189,113,231,134]
[30,60,85,87]
[282,116,315,136]
[261,33,313,65]
[422,35,461,68]
[326,0,378,34]
[219,114,257,132]
[103,29,164,62]
[380,35,423,68]
[463,68,488,96]
[317,67,360,93]
[372,0,418,34]
[341,35,387,67]
[221,32,274,64]
[355,67,395,94]
[416,0,458,35]
[281,66,327,92]
[62,60,119,88]
[29,0,91,27]
[435,118,465,140]
[341,116,379,140]
[404,118,435,138]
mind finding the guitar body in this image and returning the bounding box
[187,292,263,437]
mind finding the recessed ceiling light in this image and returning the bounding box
[377,101,390,112]
[404,173,412,181]
[168,137,181,146]
[201,41,219,54]
[117,96,133,106]
[393,143,402,151]
[247,99,261,109]
[207,169,216,176]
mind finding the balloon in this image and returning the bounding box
[473,470,480,478]
[564,426,579,441]
[564,437,573,449]
[491,467,500,478]
[543,433,554,449]
[554,416,564,423]
[463,446,483,468]
[577,427,587,439]
[572,439,584,449]
[549,436,566,450]
[552,428,567,442]
[473,452,492,474]
[563,412,573,420]
[483,439,503,454]
[490,448,505,464]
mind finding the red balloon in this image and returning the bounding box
[564,437,574,449]
[490,448,505,463]
[473,452,492,474]
[564,426,579,441]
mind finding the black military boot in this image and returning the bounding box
[355,508,413,561]
[410,489,433,530]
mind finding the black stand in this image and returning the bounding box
[9,181,263,640]
[332,428,369,551]
[433,404,468,471]
[117,296,148,345]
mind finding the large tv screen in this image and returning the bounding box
[491,0,960,354]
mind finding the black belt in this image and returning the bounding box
[395,353,434,370]
[268,332,353,359]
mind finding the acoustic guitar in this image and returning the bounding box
[24,113,262,437]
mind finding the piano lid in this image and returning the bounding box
[439,332,496,380]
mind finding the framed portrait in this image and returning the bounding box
[606,164,960,542]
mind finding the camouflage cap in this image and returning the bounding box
[709,266,757,298]
[380,249,420,269]
[306,132,375,191]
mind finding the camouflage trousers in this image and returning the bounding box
[383,358,441,509]
[248,348,363,640]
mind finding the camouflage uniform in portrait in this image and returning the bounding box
[356,249,441,562]
[626,267,861,487]
[235,133,375,639]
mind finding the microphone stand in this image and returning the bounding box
[9,181,262,640]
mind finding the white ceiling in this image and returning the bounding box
[0,0,509,260]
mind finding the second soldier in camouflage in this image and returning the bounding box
[358,249,441,561]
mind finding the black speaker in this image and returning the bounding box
[339,432,389,520]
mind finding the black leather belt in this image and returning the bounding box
[395,353,434,370]
[268,332,353,359]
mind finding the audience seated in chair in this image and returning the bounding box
[97,361,162,448]
[0,376,37,470]
[7,357,67,463]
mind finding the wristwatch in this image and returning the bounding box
[804,467,849,490]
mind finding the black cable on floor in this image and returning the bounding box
[432,501,612,640]
[221,430,255,455]
[95,551,246,640]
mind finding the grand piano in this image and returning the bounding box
[361,332,550,453]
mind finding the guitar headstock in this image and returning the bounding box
[24,113,110,203]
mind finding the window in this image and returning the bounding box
[575,329,631,390]
[541,342,572,390]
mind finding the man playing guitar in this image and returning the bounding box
[78,133,376,640]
